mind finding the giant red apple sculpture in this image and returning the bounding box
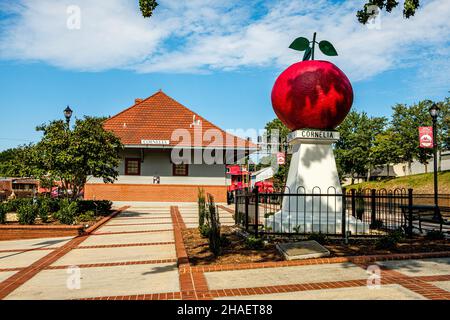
[271,34,353,130]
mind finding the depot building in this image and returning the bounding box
[84,90,257,202]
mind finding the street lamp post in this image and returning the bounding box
[428,103,440,218]
[63,106,73,127]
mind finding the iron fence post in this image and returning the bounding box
[341,188,347,238]
[234,191,238,225]
[351,189,356,218]
[254,187,259,238]
[408,188,413,238]
[245,192,249,233]
[371,189,376,226]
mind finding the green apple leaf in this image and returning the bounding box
[319,40,338,56]
[289,37,310,51]
[302,46,312,61]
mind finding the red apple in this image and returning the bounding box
[271,60,353,130]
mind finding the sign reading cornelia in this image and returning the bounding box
[140,139,170,145]
[267,33,367,234]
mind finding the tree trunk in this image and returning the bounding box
[408,161,412,175]
[386,164,390,177]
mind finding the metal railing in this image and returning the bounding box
[235,187,449,239]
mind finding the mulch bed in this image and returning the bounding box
[182,227,449,266]
[325,238,450,257]
[182,226,283,266]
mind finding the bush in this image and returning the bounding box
[0,203,6,224]
[245,236,264,250]
[5,198,32,212]
[199,224,210,238]
[198,188,207,229]
[17,203,38,225]
[307,232,328,244]
[375,230,404,250]
[54,199,78,225]
[76,210,95,224]
[220,234,231,247]
[425,230,445,240]
[207,194,221,256]
[37,200,50,223]
[375,235,397,250]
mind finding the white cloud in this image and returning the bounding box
[0,0,449,83]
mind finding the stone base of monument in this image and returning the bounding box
[276,240,330,260]
[266,129,371,235]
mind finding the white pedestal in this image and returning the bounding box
[266,130,368,234]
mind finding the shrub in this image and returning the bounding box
[307,232,328,244]
[37,200,50,223]
[76,210,95,224]
[425,230,445,240]
[197,188,207,229]
[199,224,211,238]
[220,234,231,247]
[375,235,397,250]
[0,203,6,224]
[54,199,78,225]
[207,194,221,256]
[5,198,32,212]
[375,229,404,250]
[17,203,38,225]
[245,236,264,250]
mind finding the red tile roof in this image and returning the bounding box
[104,90,257,149]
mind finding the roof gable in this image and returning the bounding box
[104,90,256,149]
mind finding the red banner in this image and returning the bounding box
[277,152,286,165]
[419,127,433,148]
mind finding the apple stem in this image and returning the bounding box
[311,32,317,60]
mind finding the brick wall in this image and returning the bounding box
[0,225,84,241]
[84,184,227,202]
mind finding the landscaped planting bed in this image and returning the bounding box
[182,226,283,266]
[0,197,113,240]
[182,226,449,266]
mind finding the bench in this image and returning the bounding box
[400,204,450,233]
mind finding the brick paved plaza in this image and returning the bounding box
[0,202,449,300]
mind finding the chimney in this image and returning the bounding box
[135,98,143,104]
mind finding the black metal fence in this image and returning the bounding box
[235,187,449,239]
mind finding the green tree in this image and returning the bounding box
[0,147,23,176]
[335,111,387,182]
[10,117,123,199]
[391,101,435,173]
[370,129,402,177]
[139,0,158,18]
[357,0,420,24]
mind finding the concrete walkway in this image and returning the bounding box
[0,202,449,300]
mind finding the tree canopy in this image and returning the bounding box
[7,117,123,199]
[139,0,158,18]
[357,0,420,24]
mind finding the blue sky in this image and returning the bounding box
[0,0,449,151]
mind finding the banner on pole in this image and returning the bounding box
[277,152,286,165]
[419,127,433,148]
